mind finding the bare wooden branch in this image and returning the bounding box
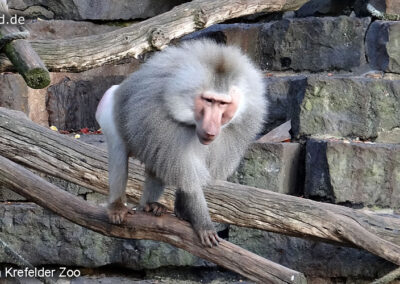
[0,0,50,88]
[0,155,307,284]
[0,107,399,266]
[372,267,400,284]
[1,0,310,72]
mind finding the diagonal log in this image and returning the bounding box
[0,155,306,284]
[0,107,400,266]
[0,0,310,72]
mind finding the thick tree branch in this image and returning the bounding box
[0,107,400,266]
[372,267,400,284]
[0,0,310,72]
[0,155,306,284]
[0,0,50,88]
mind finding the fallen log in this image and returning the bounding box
[0,0,310,72]
[0,107,399,266]
[0,155,307,284]
[0,0,50,88]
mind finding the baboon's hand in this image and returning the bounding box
[198,229,221,248]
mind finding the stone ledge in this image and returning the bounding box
[230,225,394,279]
[264,74,400,142]
[290,75,400,141]
[186,16,371,72]
[366,20,400,74]
[305,138,400,208]
[229,142,301,195]
[25,20,120,40]
[8,0,189,20]
[258,16,371,72]
[0,203,204,269]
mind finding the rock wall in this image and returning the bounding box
[1,0,400,282]
[8,0,190,20]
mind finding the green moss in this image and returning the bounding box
[382,13,400,21]
[304,99,313,111]
[25,68,51,89]
[3,42,50,89]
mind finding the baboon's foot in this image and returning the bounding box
[143,202,167,216]
[107,199,133,224]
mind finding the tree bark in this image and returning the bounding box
[1,36,51,89]
[371,267,400,284]
[0,155,307,284]
[0,107,400,266]
[0,0,310,72]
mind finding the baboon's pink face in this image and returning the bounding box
[194,88,241,145]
